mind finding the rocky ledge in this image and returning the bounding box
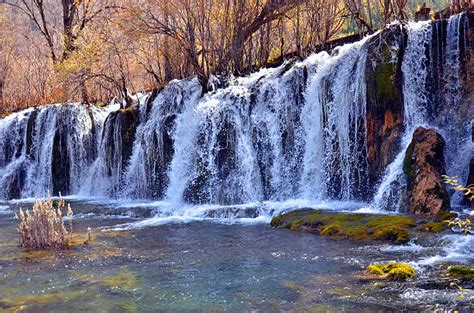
[271,209,458,244]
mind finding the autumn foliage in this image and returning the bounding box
[0,0,454,112]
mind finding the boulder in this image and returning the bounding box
[403,127,450,215]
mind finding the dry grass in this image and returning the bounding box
[15,195,73,249]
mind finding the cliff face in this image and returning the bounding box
[365,25,405,189]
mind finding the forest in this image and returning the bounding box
[0,0,453,111]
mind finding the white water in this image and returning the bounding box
[0,105,115,199]
[373,13,472,211]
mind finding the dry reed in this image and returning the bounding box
[15,194,73,249]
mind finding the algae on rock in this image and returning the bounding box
[366,262,416,281]
[271,209,415,243]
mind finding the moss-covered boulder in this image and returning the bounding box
[271,209,415,243]
[366,262,416,281]
[418,222,447,233]
[448,266,474,281]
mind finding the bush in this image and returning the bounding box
[15,195,73,249]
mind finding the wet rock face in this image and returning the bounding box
[52,113,71,196]
[365,26,405,189]
[104,108,139,174]
[463,15,474,205]
[403,127,450,215]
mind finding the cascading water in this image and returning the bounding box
[0,105,112,199]
[373,13,472,211]
[301,36,371,201]
[0,14,471,222]
[124,80,202,200]
[371,20,433,211]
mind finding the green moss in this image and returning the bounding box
[403,142,415,181]
[320,224,342,237]
[372,226,409,243]
[270,214,285,227]
[290,218,302,231]
[368,216,415,243]
[448,266,474,281]
[2,290,85,311]
[386,266,416,281]
[103,269,140,291]
[366,262,416,281]
[434,210,458,222]
[272,210,415,243]
[374,62,399,103]
[418,222,447,233]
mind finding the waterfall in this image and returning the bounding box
[301,36,371,201]
[371,21,433,211]
[372,13,472,210]
[0,105,113,199]
[124,79,202,200]
[0,13,471,216]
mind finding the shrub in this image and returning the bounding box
[15,195,73,249]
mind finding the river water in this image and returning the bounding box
[0,199,472,312]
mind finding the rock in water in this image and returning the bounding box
[403,127,450,215]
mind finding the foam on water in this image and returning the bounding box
[415,234,474,266]
[99,198,374,231]
[379,243,424,254]
[0,205,10,215]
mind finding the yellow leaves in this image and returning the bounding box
[442,176,473,234]
[450,281,466,299]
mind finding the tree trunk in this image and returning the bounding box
[0,79,4,112]
[62,0,78,60]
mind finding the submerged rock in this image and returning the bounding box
[403,127,450,216]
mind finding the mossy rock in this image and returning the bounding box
[434,210,458,222]
[366,262,416,281]
[271,210,415,243]
[374,62,400,103]
[366,264,385,276]
[418,222,447,233]
[448,266,474,281]
[402,142,416,181]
